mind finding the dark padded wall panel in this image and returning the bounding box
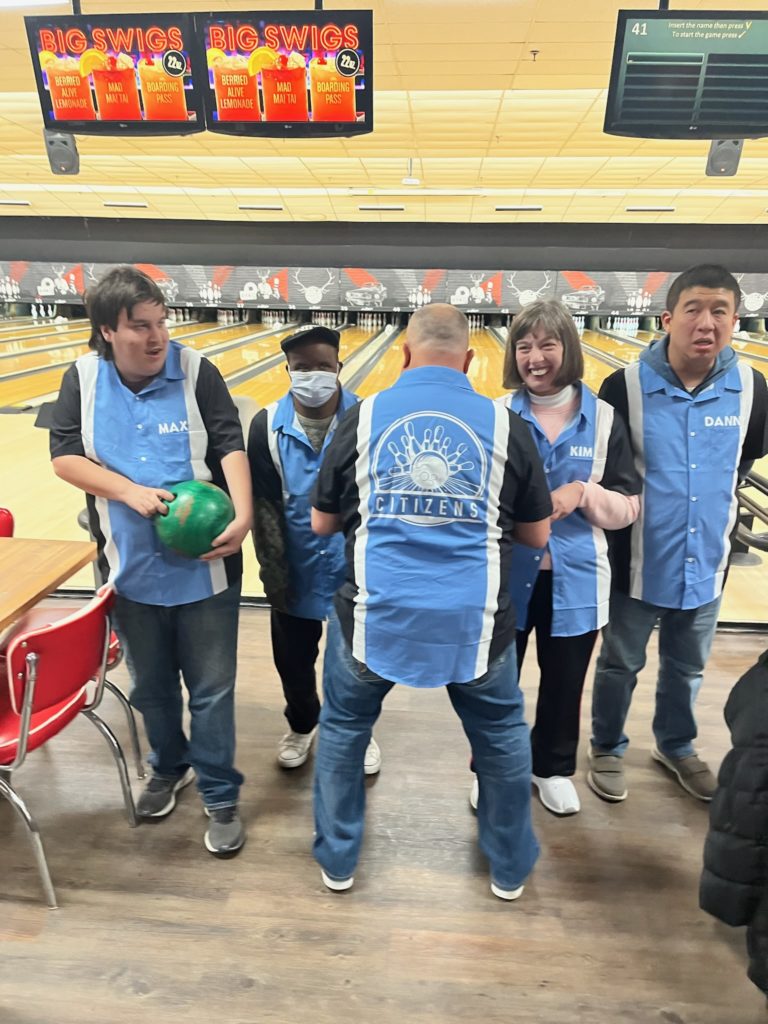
[1,217,767,272]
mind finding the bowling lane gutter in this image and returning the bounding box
[345,329,403,393]
[341,328,395,390]
[0,317,88,337]
[0,320,212,362]
[0,323,292,385]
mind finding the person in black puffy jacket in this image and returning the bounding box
[700,648,768,997]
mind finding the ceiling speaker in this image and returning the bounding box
[705,139,743,177]
[43,131,79,176]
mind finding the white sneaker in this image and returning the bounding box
[321,869,354,892]
[364,737,382,775]
[469,776,479,811]
[491,881,524,901]
[277,727,317,768]
[532,775,581,815]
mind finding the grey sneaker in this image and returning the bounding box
[204,805,245,857]
[651,747,717,801]
[137,767,195,818]
[586,749,628,802]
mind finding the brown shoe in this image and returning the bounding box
[651,747,716,801]
[586,748,628,802]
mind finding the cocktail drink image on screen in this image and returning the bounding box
[90,51,142,120]
[138,57,187,121]
[309,55,356,121]
[40,52,96,120]
[260,51,309,122]
[208,48,260,121]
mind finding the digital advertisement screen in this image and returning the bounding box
[25,13,204,135]
[604,10,768,139]
[198,9,373,137]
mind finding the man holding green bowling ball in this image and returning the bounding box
[50,266,252,857]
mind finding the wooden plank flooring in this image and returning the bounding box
[0,612,766,1023]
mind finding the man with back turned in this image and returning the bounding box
[310,303,552,899]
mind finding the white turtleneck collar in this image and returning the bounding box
[528,383,577,408]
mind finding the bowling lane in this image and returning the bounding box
[0,318,210,359]
[581,329,642,365]
[0,321,212,377]
[467,329,506,398]
[0,322,279,408]
[582,350,615,392]
[354,331,406,398]
[231,327,377,407]
[0,321,91,345]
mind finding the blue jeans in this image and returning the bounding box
[591,589,722,759]
[313,613,539,890]
[113,582,244,808]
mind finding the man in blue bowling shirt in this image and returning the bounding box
[589,264,768,803]
[49,266,252,856]
[248,324,380,775]
[310,304,552,900]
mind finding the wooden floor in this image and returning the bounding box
[1,610,767,1023]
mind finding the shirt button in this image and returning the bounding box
[691,496,697,502]
[687,557,695,563]
[526,583,532,588]
[690,527,697,533]
[690,463,697,469]
[690,431,696,437]
[534,556,541,562]
[137,424,143,431]
[140,456,147,462]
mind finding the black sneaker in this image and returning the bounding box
[137,767,195,818]
[204,805,245,857]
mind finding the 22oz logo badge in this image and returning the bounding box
[335,49,361,77]
[162,50,187,77]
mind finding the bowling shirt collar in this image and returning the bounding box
[394,365,475,391]
[640,335,739,397]
[272,386,358,443]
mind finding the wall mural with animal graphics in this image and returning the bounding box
[4,262,767,316]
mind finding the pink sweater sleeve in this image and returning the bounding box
[578,480,639,530]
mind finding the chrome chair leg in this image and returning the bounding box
[0,773,58,909]
[82,710,138,828]
[104,680,146,780]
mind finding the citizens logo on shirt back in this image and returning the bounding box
[370,413,488,526]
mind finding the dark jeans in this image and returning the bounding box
[113,582,244,808]
[270,608,322,734]
[517,571,598,778]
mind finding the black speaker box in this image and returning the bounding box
[705,139,743,177]
[43,131,80,175]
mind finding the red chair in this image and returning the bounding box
[0,506,145,782]
[0,586,137,908]
[0,506,14,538]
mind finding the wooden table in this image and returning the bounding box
[0,537,97,632]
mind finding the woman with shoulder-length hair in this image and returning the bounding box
[495,299,641,815]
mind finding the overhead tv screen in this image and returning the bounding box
[25,13,204,136]
[604,10,768,139]
[198,9,373,137]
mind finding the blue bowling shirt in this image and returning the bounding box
[313,365,552,687]
[601,339,768,609]
[248,386,359,620]
[49,343,245,605]
[505,385,640,636]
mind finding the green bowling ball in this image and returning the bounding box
[155,480,235,559]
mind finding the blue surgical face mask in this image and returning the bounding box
[289,369,339,408]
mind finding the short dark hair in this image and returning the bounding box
[665,264,740,315]
[503,299,584,390]
[85,265,166,360]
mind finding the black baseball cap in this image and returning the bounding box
[280,324,340,354]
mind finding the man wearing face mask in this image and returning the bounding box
[247,324,381,774]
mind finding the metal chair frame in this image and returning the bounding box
[1,589,137,909]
